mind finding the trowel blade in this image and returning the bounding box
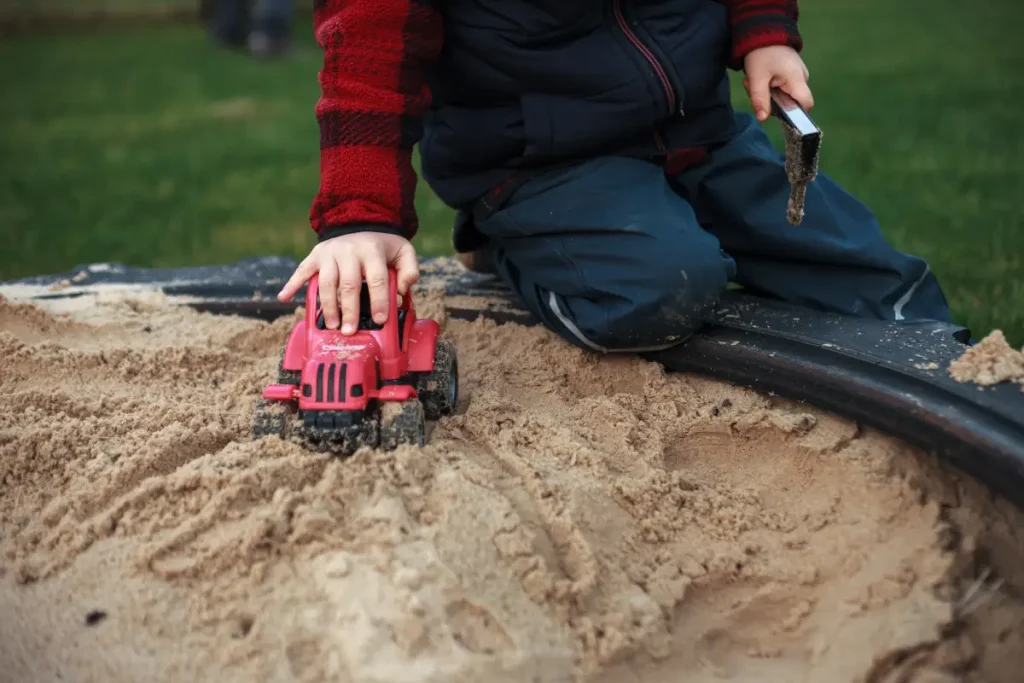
[770,88,821,175]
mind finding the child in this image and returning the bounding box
[278,0,952,353]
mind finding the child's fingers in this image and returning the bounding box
[784,80,815,112]
[278,256,317,302]
[746,73,772,122]
[318,259,340,329]
[362,248,391,325]
[336,251,362,335]
[394,242,420,296]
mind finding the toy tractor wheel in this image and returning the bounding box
[380,400,427,450]
[277,348,301,385]
[416,339,458,421]
[251,398,295,440]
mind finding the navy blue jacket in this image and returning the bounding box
[309,0,802,242]
[422,0,739,212]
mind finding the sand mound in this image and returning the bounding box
[950,330,1024,391]
[1,291,1022,682]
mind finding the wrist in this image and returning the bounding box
[743,44,799,71]
[317,224,406,243]
[730,19,802,70]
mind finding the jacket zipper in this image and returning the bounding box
[611,0,677,118]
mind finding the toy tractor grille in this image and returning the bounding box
[314,361,347,403]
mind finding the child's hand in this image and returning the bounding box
[742,45,814,122]
[277,232,419,334]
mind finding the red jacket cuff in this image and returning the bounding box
[728,9,803,70]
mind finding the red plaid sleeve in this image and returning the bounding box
[717,0,803,70]
[310,0,443,242]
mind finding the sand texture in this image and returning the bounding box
[1,289,1022,683]
[949,330,1024,391]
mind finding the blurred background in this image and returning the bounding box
[0,0,1021,344]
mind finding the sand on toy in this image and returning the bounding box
[1,289,1022,683]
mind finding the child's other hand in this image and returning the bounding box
[277,232,419,335]
[742,45,814,122]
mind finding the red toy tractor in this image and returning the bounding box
[251,270,458,455]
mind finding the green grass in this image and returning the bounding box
[1,0,1021,344]
[0,0,195,19]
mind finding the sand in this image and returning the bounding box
[949,330,1024,391]
[1,289,1023,683]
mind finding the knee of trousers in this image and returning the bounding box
[564,245,731,353]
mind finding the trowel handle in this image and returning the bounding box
[769,87,800,112]
[769,87,820,137]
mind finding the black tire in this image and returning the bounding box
[251,398,294,440]
[277,348,301,385]
[416,338,458,421]
[379,400,427,450]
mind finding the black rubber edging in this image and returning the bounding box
[4,256,1022,509]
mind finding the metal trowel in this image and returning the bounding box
[770,88,821,225]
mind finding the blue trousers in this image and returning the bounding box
[473,112,952,353]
